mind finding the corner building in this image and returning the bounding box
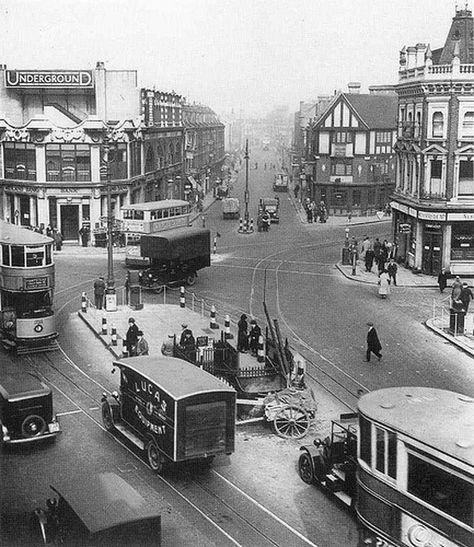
[391,8,474,275]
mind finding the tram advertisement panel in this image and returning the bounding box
[120,368,175,456]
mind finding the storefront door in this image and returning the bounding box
[422,229,442,275]
[61,205,79,241]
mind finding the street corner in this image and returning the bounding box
[425,317,474,358]
[335,262,378,285]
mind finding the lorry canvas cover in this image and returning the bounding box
[140,227,210,261]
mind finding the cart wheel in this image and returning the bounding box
[21,415,47,438]
[298,452,315,484]
[186,272,197,286]
[273,405,310,439]
[146,440,163,473]
[101,403,115,432]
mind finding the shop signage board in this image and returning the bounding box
[5,70,93,88]
[447,212,474,221]
[418,211,446,221]
[390,201,408,214]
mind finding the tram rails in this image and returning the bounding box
[0,221,58,354]
[21,350,319,547]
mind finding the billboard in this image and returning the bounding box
[5,70,93,88]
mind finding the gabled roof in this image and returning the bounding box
[438,8,474,64]
[343,93,397,129]
[314,92,397,131]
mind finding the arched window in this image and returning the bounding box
[462,112,474,136]
[432,112,444,138]
[145,147,154,173]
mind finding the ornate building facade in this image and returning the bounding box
[391,7,474,275]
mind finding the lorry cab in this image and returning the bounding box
[101,356,236,473]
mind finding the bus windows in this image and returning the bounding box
[11,246,24,267]
[26,246,45,267]
[2,291,53,318]
[407,453,473,526]
[375,426,397,479]
[359,415,371,466]
[2,244,10,266]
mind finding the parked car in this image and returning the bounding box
[138,227,210,292]
[33,472,162,545]
[101,356,236,473]
[259,197,280,223]
[0,371,60,445]
[222,197,240,219]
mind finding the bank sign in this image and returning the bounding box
[5,70,93,88]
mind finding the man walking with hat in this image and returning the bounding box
[366,322,382,362]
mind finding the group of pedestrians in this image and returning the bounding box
[237,314,262,356]
[29,223,64,250]
[303,199,327,224]
[125,317,149,356]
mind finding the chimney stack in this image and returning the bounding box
[348,82,361,94]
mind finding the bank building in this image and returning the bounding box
[391,7,474,276]
[0,62,187,242]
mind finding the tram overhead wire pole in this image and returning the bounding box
[101,134,117,312]
[238,139,253,234]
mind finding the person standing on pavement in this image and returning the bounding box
[93,276,106,309]
[179,323,195,350]
[248,319,262,356]
[451,276,463,302]
[361,236,372,261]
[237,314,249,352]
[136,330,149,356]
[53,228,63,251]
[459,283,474,312]
[79,224,90,247]
[161,334,175,356]
[437,269,449,293]
[126,317,140,356]
[366,322,382,362]
[294,184,300,199]
[365,248,375,272]
[387,258,398,286]
[378,269,391,299]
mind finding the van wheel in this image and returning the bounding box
[186,272,197,286]
[21,415,47,438]
[298,452,314,484]
[101,403,115,431]
[146,440,163,473]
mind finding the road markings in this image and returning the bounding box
[56,409,83,417]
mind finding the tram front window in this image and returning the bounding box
[2,291,53,318]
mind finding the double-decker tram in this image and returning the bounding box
[357,387,473,547]
[121,199,191,267]
[0,221,58,354]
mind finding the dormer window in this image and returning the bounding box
[432,112,444,138]
[462,112,474,137]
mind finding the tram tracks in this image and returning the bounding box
[22,348,318,547]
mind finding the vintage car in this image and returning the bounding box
[273,173,289,192]
[259,197,280,223]
[101,356,236,473]
[33,472,161,545]
[138,227,210,292]
[215,183,229,199]
[222,197,240,219]
[0,372,60,445]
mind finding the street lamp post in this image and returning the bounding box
[102,135,117,311]
[244,139,249,227]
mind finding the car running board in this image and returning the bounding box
[114,424,145,450]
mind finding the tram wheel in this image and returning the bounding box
[273,405,310,439]
[101,403,115,432]
[146,440,163,473]
[21,415,47,438]
[298,452,315,484]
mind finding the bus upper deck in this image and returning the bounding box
[357,386,473,547]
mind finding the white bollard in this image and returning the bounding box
[224,315,233,339]
[81,292,87,313]
[257,335,265,363]
[180,286,185,308]
[210,305,219,329]
[111,324,117,346]
[101,317,107,335]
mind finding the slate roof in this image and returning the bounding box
[342,93,397,129]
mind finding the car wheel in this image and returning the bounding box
[146,440,163,473]
[21,415,47,438]
[101,403,115,431]
[298,452,315,484]
[186,272,197,286]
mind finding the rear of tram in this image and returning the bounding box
[0,222,58,353]
[356,387,473,547]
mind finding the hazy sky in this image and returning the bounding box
[0,0,460,116]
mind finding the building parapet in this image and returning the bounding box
[399,63,474,82]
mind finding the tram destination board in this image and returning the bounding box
[24,277,48,289]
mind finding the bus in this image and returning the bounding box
[120,200,191,267]
[357,387,473,547]
[0,221,58,353]
[273,173,289,192]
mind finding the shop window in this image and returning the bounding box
[352,190,361,207]
[407,453,472,526]
[458,160,474,196]
[432,112,444,138]
[462,112,474,137]
[451,222,474,260]
[46,144,91,182]
[4,143,36,181]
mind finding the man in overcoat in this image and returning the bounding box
[366,322,382,362]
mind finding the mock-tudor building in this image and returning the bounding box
[391,7,474,275]
[305,84,398,215]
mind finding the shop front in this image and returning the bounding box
[448,214,474,275]
[421,223,443,275]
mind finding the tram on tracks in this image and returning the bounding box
[0,221,58,354]
[357,387,473,547]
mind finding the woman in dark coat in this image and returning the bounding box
[237,314,249,352]
[437,270,449,293]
